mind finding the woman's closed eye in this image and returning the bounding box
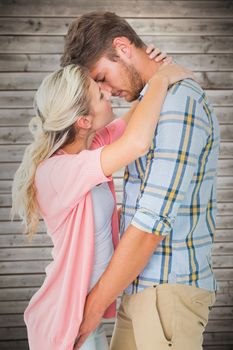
[97,76,105,83]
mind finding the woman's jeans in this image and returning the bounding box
[78,324,109,350]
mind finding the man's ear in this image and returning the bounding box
[75,115,93,130]
[112,37,132,59]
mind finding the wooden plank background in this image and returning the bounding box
[0,0,233,349]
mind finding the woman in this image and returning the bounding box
[11,53,193,349]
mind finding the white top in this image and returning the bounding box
[88,182,115,291]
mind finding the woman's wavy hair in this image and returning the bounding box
[11,64,91,239]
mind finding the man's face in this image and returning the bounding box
[90,55,144,102]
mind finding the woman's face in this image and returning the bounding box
[88,78,114,131]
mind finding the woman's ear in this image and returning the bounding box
[75,115,93,130]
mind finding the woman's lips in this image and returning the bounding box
[120,91,128,98]
[114,90,124,97]
[113,90,128,98]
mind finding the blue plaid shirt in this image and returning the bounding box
[120,79,220,294]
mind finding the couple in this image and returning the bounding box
[12,12,220,350]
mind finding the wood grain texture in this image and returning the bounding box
[0,106,232,127]
[1,124,233,145]
[1,71,233,90]
[1,35,233,54]
[0,1,233,348]
[1,54,233,72]
[0,18,232,36]
[0,141,232,163]
[1,90,233,108]
[0,1,233,18]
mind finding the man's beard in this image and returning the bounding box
[120,60,144,102]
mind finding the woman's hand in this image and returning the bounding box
[146,44,173,64]
[151,62,196,87]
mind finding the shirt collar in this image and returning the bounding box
[138,83,149,101]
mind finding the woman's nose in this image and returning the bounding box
[103,90,112,101]
[98,82,112,96]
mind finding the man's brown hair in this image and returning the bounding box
[60,12,145,69]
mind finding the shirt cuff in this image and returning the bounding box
[131,208,174,236]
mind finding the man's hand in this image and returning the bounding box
[73,286,106,349]
[74,225,164,348]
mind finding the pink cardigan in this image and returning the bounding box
[24,118,127,350]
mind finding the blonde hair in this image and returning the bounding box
[11,64,91,239]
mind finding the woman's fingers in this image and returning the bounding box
[146,43,155,54]
[146,44,173,63]
[163,56,173,64]
[154,52,167,62]
[149,48,162,59]
[146,44,163,59]
[159,57,173,68]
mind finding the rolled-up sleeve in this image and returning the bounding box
[131,93,210,236]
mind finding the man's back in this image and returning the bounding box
[120,79,220,294]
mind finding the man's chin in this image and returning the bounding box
[120,91,137,102]
[115,91,140,102]
[126,94,140,103]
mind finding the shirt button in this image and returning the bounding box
[168,342,172,347]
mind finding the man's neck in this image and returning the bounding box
[133,47,163,86]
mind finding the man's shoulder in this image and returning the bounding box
[169,79,204,98]
[163,79,205,108]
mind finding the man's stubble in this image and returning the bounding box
[119,59,144,102]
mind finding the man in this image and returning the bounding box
[61,12,220,350]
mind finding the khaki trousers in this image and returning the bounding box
[110,284,216,350]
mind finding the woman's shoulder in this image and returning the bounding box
[35,147,105,188]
